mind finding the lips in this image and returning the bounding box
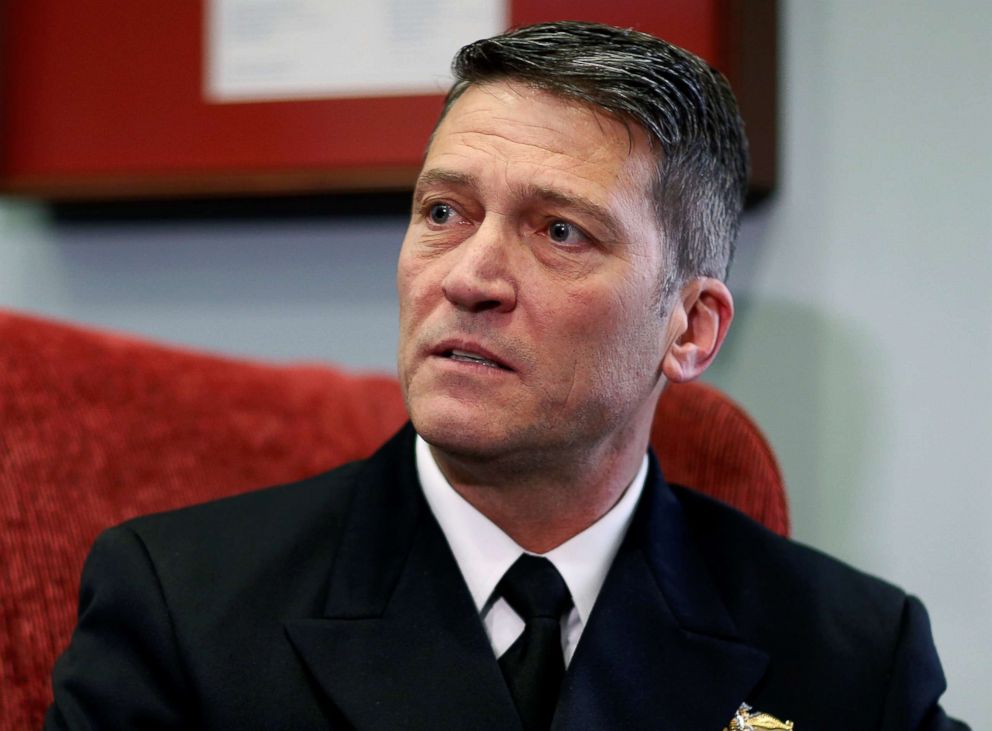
[431,340,513,371]
[447,348,505,369]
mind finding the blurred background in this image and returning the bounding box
[1,0,989,722]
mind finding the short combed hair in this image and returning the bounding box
[440,21,749,292]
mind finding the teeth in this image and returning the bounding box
[449,349,501,368]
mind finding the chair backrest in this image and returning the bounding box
[0,309,786,730]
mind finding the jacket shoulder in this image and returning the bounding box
[123,458,365,551]
[669,485,963,728]
[50,429,417,729]
[670,483,911,672]
[672,483,906,605]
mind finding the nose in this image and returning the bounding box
[441,219,517,313]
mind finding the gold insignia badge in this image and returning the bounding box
[724,703,794,730]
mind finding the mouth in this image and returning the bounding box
[431,342,513,371]
[445,348,508,370]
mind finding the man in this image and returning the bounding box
[46,22,966,731]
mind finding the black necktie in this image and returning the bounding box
[496,554,573,731]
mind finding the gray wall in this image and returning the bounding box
[708,2,991,722]
[0,203,406,369]
[1,1,988,722]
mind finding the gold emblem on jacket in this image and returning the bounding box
[725,703,794,730]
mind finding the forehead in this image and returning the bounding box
[423,81,655,205]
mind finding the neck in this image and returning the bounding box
[429,430,650,554]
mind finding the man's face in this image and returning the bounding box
[397,81,680,464]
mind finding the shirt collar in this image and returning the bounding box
[416,434,647,626]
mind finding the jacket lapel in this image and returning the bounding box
[284,426,521,730]
[554,455,769,731]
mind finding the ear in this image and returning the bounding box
[661,277,734,383]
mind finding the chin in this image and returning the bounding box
[408,395,516,459]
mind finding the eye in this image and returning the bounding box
[546,219,587,246]
[427,203,456,225]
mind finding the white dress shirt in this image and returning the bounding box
[416,435,647,666]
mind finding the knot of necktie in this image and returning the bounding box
[497,554,572,620]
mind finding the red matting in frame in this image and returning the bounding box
[0,0,775,200]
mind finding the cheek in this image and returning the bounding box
[582,288,665,387]
[397,251,433,321]
[539,290,629,389]
[396,250,429,367]
[395,242,417,298]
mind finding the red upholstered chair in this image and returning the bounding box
[0,309,787,730]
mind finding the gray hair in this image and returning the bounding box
[439,21,749,293]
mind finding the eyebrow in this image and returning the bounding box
[413,168,626,242]
[413,169,476,201]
